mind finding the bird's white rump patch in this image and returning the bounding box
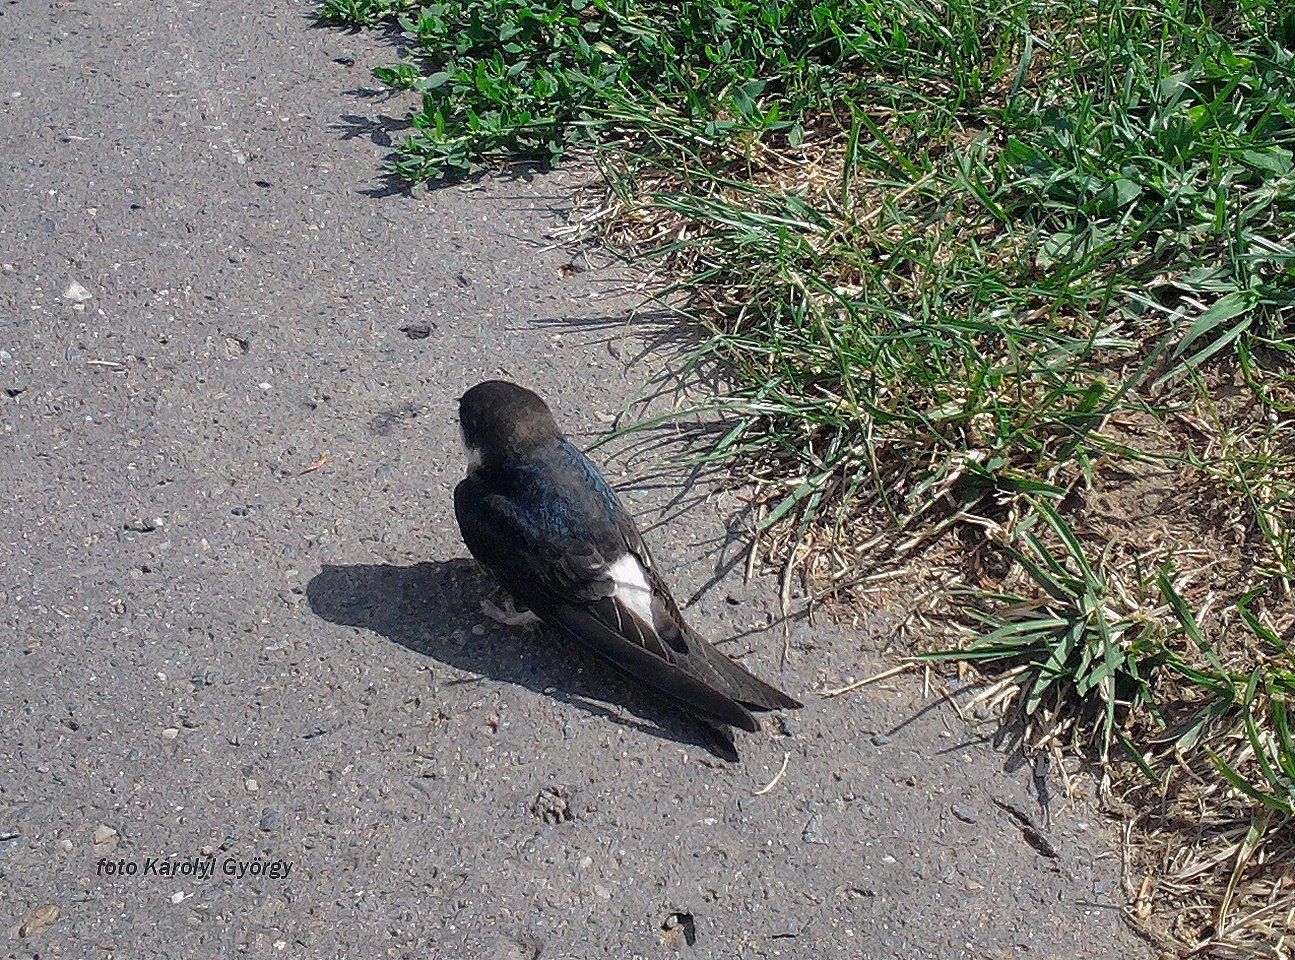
[608,554,654,626]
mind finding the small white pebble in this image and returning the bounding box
[170,891,186,904]
[258,382,272,391]
[161,727,179,740]
[245,778,259,793]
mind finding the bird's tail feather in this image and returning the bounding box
[687,625,803,712]
[551,605,761,731]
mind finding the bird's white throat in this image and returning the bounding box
[461,433,483,472]
[608,554,654,626]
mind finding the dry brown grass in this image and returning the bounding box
[567,110,1295,956]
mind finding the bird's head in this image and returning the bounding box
[458,380,563,471]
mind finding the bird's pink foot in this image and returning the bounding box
[481,597,541,627]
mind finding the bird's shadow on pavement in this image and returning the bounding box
[306,559,737,760]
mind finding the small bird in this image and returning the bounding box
[454,380,801,759]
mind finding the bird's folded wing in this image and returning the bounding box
[460,482,800,722]
[548,600,761,732]
[677,619,804,711]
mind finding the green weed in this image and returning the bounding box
[317,0,413,27]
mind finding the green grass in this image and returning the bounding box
[923,500,1294,810]
[322,0,1295,949]
[321,0,883,180]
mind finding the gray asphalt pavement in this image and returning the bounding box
[0,2,1151,957]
